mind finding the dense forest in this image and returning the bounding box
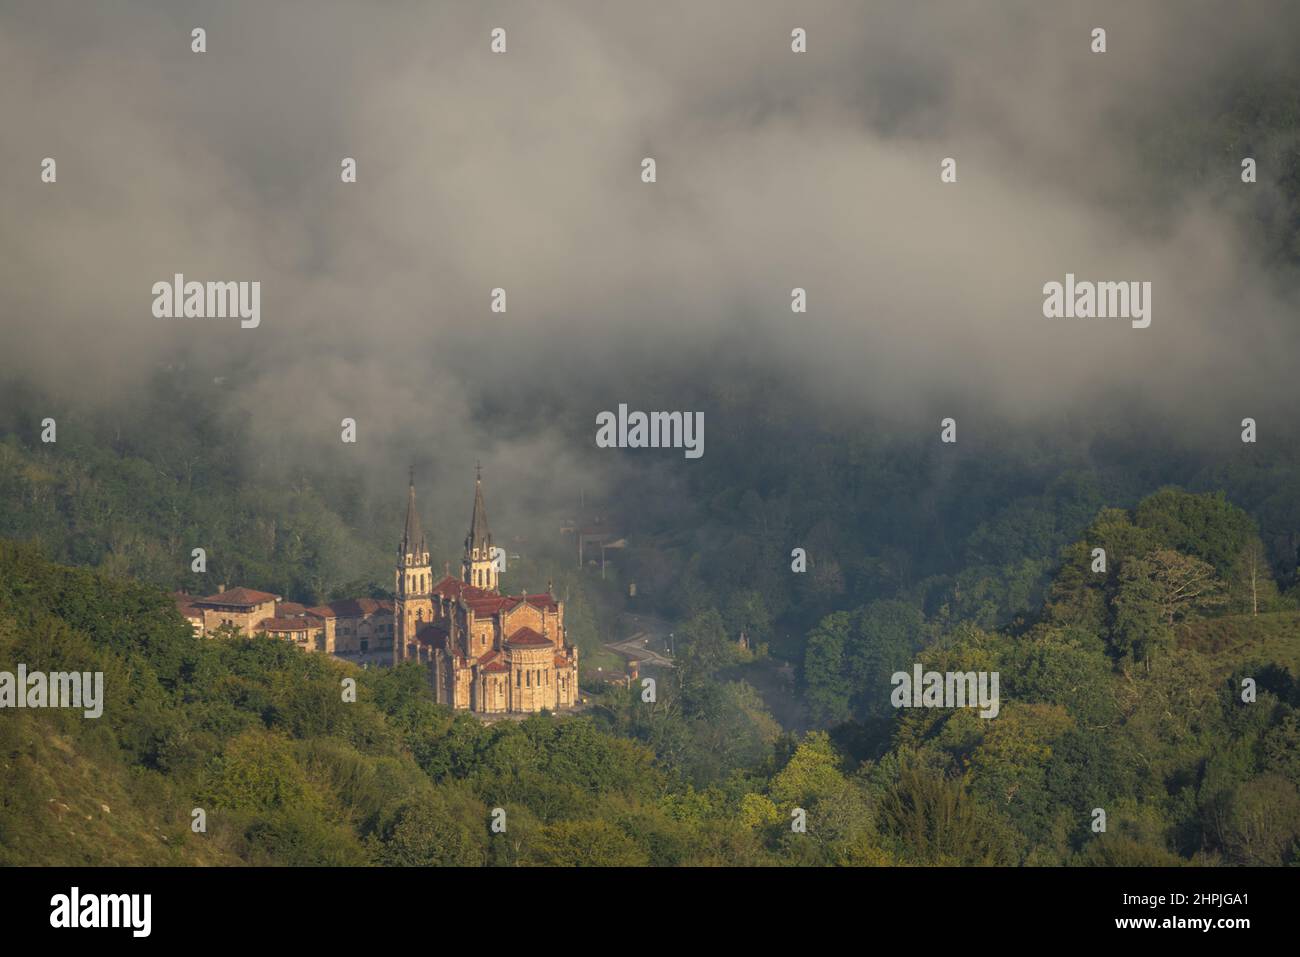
[2,476,1298,865]
[3,310,1300,868]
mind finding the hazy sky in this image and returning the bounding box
[2,1,1297,535]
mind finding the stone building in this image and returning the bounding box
[189,586,281,636]
[256,614,323,649]
[307,598,395,654]
[174,587,393,655]
[394,468,580,714]
[171,467,578,715]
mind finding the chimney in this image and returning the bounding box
[218,583,226,594]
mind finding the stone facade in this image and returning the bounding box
[189,587,280,637]
[394,471,580,714]
[307,598,394,653]
[174,589,393,654]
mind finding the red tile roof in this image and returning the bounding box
[432,577,461,598]
[433,575,495,601]
[497,594,559,613]
[195,587,281,608]
[480,660,509,673]
[313,598,394,618]
[466,597,511,615]
[433,576,558,609]
[276,601,325,620]
[256,617,323,633]
[171,592,202,618]
[505,626,553,647]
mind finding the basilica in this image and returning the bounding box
[173,469,580,716]
[393,468,581,714]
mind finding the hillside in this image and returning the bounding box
[1179,611,1300,676]
[3,481,1300,866]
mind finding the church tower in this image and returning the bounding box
[463,464,498,592]
[394,469,434,664]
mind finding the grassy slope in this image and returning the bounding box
[1178,610,1300,676]
[0,713,240,866]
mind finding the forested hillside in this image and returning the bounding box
[3,482,1298,866]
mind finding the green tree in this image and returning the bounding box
[527,819,650,866]
[377,800,482,866]
[1134,488,1255,574]
[1145,548,1227,625]
[1111,557,1172,665]
[769,731,847,808]
[803,612,854,724]
[876,757,1018,865]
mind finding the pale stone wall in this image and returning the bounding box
[556,660,578,707]
[262,623,324,650]
[501,603,543,637]
[422,582,578,716]
[394,553,433,662]
[453,664,473,709]
[319,617,338,651]
[331,611,393,653]
[200,598,276,637]
[464,547,498,591]
[507,645,557,712]
[474,671,509,713]
[465,611,498,658]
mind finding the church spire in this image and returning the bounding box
[466,462,491,556]
[463,463,498,592]
[395,468,433,667]
[400,467,426,559]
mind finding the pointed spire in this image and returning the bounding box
[401,468,426,559]
[466,464,491,556]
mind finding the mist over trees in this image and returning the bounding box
[3,1,1300,868]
